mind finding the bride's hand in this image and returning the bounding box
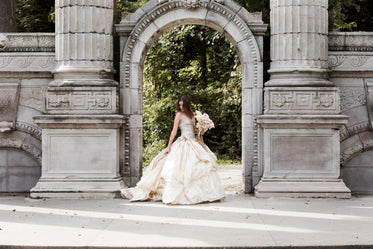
[164,147,170,155]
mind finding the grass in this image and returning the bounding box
[216,158,241,165]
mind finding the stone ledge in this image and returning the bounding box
[255,179,351,198]
[33,115,125,129]
[257,115,349,129]
[30,178,125,199]
[329,32,373,51]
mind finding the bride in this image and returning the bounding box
[121,95,225,204]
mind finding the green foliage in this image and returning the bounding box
[329,0,359,31]
[329,0,373,31]
[143,25,242,161]
[342,0,373,31]
[16,0,54,32]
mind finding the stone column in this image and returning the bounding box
[255,0,351,198]
[31,0,124,198]
[267,0,331,87]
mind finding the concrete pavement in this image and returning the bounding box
[0,192,372,248]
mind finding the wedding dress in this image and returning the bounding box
[121,117,225,204]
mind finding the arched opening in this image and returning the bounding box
[117,0,266,192]
[142,24,243,193]
[0,148,41,193]
[341,149,373,194]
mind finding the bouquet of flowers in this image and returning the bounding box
[195,110,215,135]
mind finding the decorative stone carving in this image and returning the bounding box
[264,87,340,114]
[15,121,42,140]
[118,0,263,88]
[340,135,364,166]
[0,33,55,52]
[340,87,366,112]
[0,131,41,165]
[342,105,370,138]
[329,32,373,52]
[329,52,373,71]
[45,87,118,114]
[329,55,347,68]
[0,83,20,132]
[0,54,55,72]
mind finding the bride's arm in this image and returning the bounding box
[165,112,181,154]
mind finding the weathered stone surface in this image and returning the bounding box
[255,179,351,198]
[0,83,19,132]
[340,134,363,166]
[341,150,373,193]
[366,80,373,128]
[329,32,373,52]
[342,106,370,137]
[267,0,331,86]
[52,0,116,86]
[0,149,40,192]
[30,115,125,198]
[0,131,41,165]
[0,33,54,52]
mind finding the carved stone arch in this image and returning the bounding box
[15,121,42,141]
[116,0,267,191]
[0,131,42,166]
[341,131,373,167]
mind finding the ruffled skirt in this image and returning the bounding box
[121,136,225,204]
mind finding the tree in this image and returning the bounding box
[0,0,17,32]
[142,25,242,163]
[16,0,54,32]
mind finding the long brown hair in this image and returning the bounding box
[176,95,194,119]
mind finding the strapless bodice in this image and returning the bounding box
[179,118,195,139]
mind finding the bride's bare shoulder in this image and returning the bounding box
[176,111,187,120]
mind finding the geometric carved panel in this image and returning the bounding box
[264,87,340,114]
[45,87,117,114]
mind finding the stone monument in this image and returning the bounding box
[30,0,125,198]
[255,0,351,198]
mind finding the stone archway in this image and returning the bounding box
[0,131,42,192]
[116,0,267,192]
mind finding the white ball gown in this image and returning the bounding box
[121,117,225,204]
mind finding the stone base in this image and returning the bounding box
[32,115,126,198]
[30,178,125,198]
[255,179,351,198]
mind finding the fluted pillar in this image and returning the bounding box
[255,0,351,198]
[267,0,331,86]
[53,0,116,86]
[31,0,124,198]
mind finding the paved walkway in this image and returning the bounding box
[0,193,372,248]
[1,166,372,248]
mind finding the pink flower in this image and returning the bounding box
[195,110,215,133]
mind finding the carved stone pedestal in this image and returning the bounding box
[30,115,125,198]
[256,114,351,198]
